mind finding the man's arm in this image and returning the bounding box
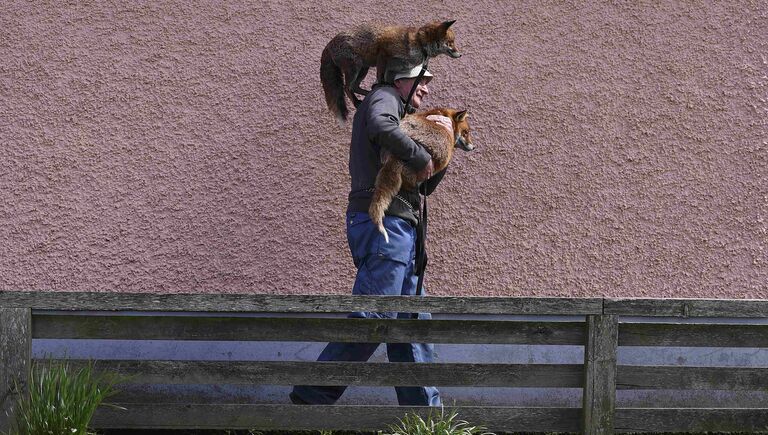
[366,91,432,174]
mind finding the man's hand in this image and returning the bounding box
[416,158,434,181]
[426,114,453,135]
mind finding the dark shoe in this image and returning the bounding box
[289,391,310,405]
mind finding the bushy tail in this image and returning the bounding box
[369,158,404,244]
[369,190,391,244]
[320,46,348,123]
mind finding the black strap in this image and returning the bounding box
[415,183,427,285]
[404,60,429,317]
[404,59,430,285]
[412,183,428,319]
[404,59,429,114]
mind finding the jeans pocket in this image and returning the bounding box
[376,215,414,265]
[347,212,415,266]
[347,212,375,267]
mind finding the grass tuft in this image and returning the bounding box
[7,358,125,435]
[384,408,494,435]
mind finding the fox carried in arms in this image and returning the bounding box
[370,108,475,243]
[320,20,461,122]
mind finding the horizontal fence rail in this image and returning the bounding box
[614,408,768,433]
[4,291,768,434]
[0,291,603,314]
[32,314,587,344]
[88,404,583,432]
[46,359,586,388]
[620,322,768,347]
[605,298,768,318]
[617,366,768,390]
[6,290,767,316]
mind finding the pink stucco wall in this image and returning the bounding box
[1,1,766,297]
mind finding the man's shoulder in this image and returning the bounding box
[367,85,401,103]
[364,85,404,114]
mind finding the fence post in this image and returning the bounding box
[582,314,618,434]
[0,308,32,433]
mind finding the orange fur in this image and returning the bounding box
[320,20,461,122]
[369,108,474,242]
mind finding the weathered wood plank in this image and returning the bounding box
[606,298,768,318]
[614,408,768,432]
[32,315,586,344]
[620,322,768,347]
[0,308,31,433]
[617,366,768,391]
[43,359,584,388]
[582,315,618,435]
[90,404,581,432]
[9,292,768,316]
[1,291,603,314]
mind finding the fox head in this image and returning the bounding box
[420,20,461,59]
[451,110,474,151]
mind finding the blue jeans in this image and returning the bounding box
[291,212,441,406]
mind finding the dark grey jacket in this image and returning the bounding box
[347,85,445,225]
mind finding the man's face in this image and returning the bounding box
[394,77,431,108]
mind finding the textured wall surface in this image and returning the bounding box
[1,1,766,297]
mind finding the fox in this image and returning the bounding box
[369,108,474,243]
[320,20,461,123]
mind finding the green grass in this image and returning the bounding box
[384,408,493,435]
[6,359,124,435]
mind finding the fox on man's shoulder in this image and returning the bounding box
[320,20,461,122]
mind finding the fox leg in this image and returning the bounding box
[376,56,404,84]
[377,56,410,84]
[351,67,369,96]
[344,60,369,108]
[376,56,387,84]
[369,157,403,244]
[348,66,369,108]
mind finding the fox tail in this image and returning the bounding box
[320,46,348,123]
[369,197,390,244]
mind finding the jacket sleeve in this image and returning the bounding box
[366,91,431,172]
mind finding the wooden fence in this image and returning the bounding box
[2,291,768,433]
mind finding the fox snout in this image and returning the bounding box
[455,136,474,152]
[448,49,461,58]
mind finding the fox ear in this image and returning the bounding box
[454,110,468,121]
[441,19,457,30]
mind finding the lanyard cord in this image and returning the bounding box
[404,59,429,114]
[401,60,430,309]
[415,182,428,297]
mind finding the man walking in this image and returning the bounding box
[290,64,450,406]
